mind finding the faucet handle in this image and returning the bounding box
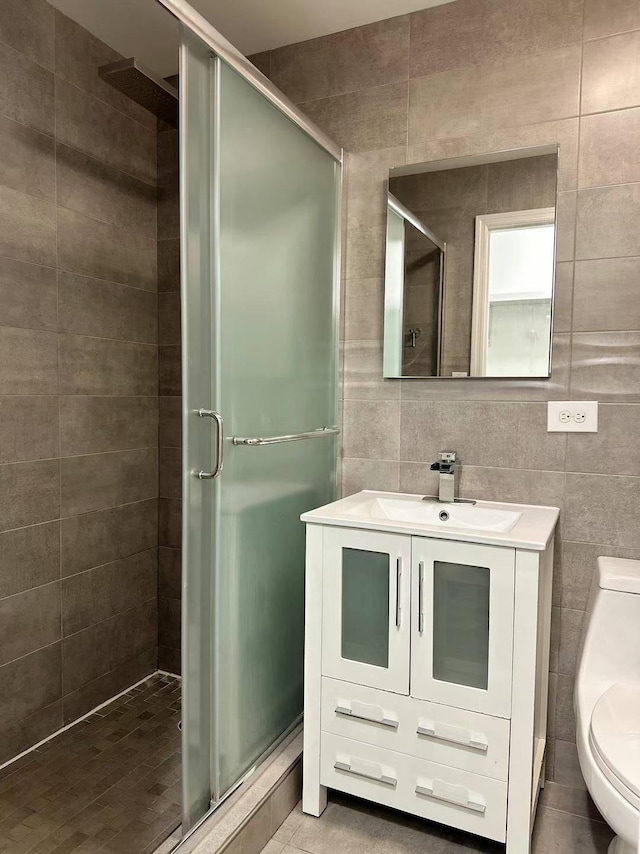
[439,451,457,464]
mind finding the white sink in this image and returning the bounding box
[301,490,560,550]
[343,494,521,533]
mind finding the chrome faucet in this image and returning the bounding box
[429,451,459,503]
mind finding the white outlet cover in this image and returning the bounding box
[547,401,598,432]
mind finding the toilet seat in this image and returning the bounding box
[589,683,640,810]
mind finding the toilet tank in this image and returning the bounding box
[576,557,640,719]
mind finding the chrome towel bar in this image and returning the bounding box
[232,426,339,446]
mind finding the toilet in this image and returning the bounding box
[575,557,640,854]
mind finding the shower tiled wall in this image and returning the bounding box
[250,0,640,798]
[0,2,159,764]
[157,118,182,675]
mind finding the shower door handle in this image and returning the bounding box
[197,409,224,479]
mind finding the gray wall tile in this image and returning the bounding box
[0,642,61,727]
[57,207,157,291]
[342,399,400,459]
[583,0,640,40]
[573,258,640,333]
[158,239,180,292]
[400,401,566,470]
[554,740,588,790]
[0,0,54,70]
[159,446,181,499]
[157,180,179,241]
[159,396,181,448]
[579,108,640,189]
[247,50,271,77]
[158,645,180,675]
[564,473,640,548]
[301,83,408,153]
[0,699,62,766]
[0,581,61,666]
[62,599,157,694]
[159,345,181,396]
[58,271,158,343]
[61,647,156,723]
[400,462,566,507]
[0,113,55,200]
[582,30,640,114]
[576,184,640,259]
[55,76,156,185]
[0,395,58,463]
[566,404,640,475]
[0,257,57,332]
[342,458,399,496]
[0,459,60,532]
[0,183,56,266]
[60,396,158,456]
[56,143,157,238]
[159,547,181,600]
[408,45,581,143]
[0,521,60,599]
[53,10,156,130]
[61,499,158,577]
[60,448,158,516]
[570,332,640,402]
[59,334,157,396]
[158,596,181,650]
[558,609,584,677]
[343,341,400,400]
[159,498,181,549]
[158,292,181,346]
[410,0,582,79]
[344,278,384,341]
[62,549,157,635]
[0,41,54,134]
[271,16,409,104]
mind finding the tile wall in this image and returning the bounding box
[0,0,159,763]
[250,0,640,796]
[157,108,182,675]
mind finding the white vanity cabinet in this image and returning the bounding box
[301,491,558,854]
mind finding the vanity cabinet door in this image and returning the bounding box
[411,538,515,717]
[322,528,411,694]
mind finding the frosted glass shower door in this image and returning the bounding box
[181,27,341,825]
[214,59,339,797]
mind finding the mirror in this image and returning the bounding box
[383,146,559,379]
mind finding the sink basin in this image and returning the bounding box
[301,489,560,550]
[343,494,522,533]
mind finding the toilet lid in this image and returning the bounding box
[590,683,640,804]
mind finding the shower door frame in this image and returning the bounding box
[163,0,343,840]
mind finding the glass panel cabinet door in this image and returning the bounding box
[322,528,411,694]
[411,538,515,717]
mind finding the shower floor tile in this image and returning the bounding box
[0,673,181,854]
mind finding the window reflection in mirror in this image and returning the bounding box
[383,147,559,379]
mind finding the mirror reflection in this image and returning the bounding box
[383,147,559,379]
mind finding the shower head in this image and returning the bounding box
[99,58,178,127]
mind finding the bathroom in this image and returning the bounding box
[0,0,638,852]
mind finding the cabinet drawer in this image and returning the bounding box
[320,733,507,843]
[321,678,510,780]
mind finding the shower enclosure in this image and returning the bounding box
[0,0,340,849]
[173,4,342,838]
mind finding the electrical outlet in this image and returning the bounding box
[547,401,598,432]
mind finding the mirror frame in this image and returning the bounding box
[382,144,560,381]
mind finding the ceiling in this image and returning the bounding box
[48,0,456,78]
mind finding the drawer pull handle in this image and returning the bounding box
[418,560,425,634]
[335,700,399,730]
[334,757,397,788]
[417,719,488,752]
[415,778,486,814]
[395,557,402,628]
